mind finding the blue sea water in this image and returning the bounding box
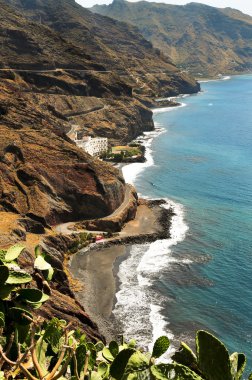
[115,75,252,371]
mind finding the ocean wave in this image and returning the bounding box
[122,126,166,185]
[152,102,186,114]
[117,103,190,353]
[113,198,189,352]
[199,75,231,83]
[137,200,189,277]
[149,304,176,361]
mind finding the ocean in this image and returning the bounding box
[114,75,252,368]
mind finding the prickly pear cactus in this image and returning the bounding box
[6,269,32,284]
[34,245,54,280]
[75,344,87,376]
[151,363,204,380]
[0,265,9,285]
[4,244,25,262]
[172,342,198,369]
[196,330,233,380]
[125,351,149,373]
[17,288,43,302]
[110,348,136,380]
[230,352,246,380]
[152,336,170,359]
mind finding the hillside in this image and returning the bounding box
[91,0,252,77]
[0,0,98,70]
[0,0,199,226]
[6,0,199,97]
[0,0,200,343]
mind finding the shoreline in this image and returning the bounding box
[68,93,193,342]
[69,199,174,340]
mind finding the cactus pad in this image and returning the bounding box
[98,362,109,377]
[125,351,149,373]
[0,265,9,285]
[172,342,197,368]
[5,244,25,262]
[0,284,16,300]
[17,288,44,302]
[6,270,32,284]
[230,352,246,380]
[151,363,203,380]
[34,255,51,270]
[110,348,136,380]
[152,336,170,359]
[196,330,232,380]
[109,341,119,357]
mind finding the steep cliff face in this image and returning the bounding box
[0,79,125,225]
[92,0,252,77]
[0,0,199,224]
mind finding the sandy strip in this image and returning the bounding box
[69,203,162,340]
[70,244,127,339]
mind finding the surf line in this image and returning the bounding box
[115,99,190,353]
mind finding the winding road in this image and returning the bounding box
[55,184,132,235]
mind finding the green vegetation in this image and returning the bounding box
[102,145,144,163]
[68,233,94,254]
[0,244,54,378]
[0,245,252,379]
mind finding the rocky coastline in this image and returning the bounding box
[0,0,200,345]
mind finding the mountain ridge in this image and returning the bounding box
[91,0,252,77]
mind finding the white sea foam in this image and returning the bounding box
[152,102,187,114]
[122,127,166,185]
[222,76,231,81]
[116,108,192,350]
[137,200,189,277]
[113,197,190,352]
[199,75,231,83]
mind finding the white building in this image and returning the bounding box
[75,136,108,157]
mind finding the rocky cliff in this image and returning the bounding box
[0,0,199,338]
[1,0,200,141]
[0,78,126,225]
[92,0,252,77]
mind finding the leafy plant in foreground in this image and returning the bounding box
[0,244,53,377]
[1,244,252,380]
